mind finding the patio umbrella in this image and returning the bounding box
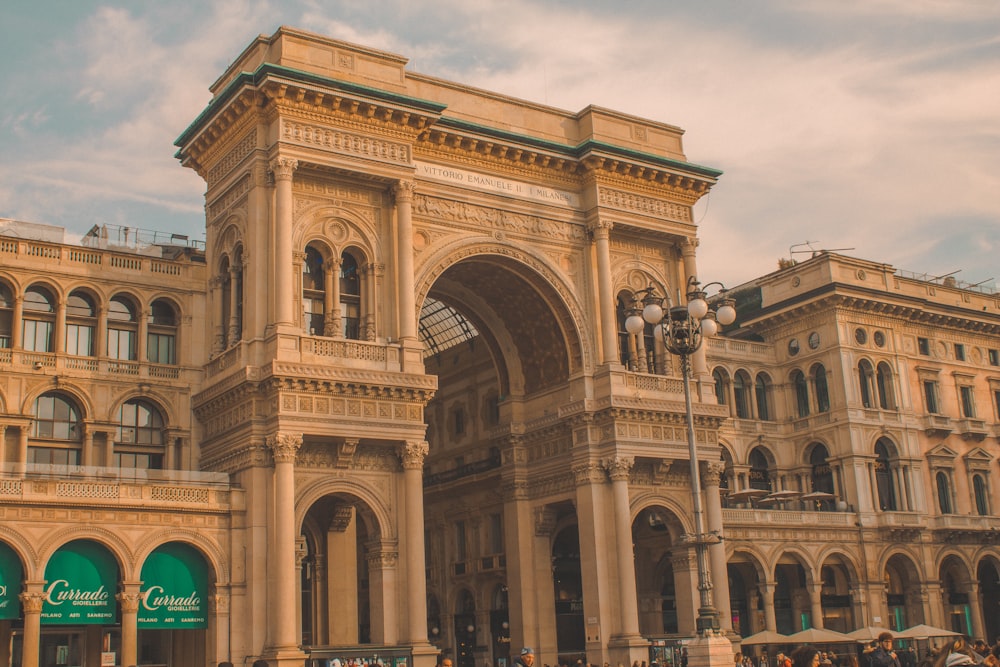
[895,624,959,640]
[846,626,894,643]
[729,488,770,503]
[767,490,803,500]
[801,491,837,501]
[740,629,791,645]
[785,627,854,644]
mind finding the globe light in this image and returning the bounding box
[642,301,663,325]
[625,313,645,334]
[716,302,736,326]
[687,297,709,320]
[701,317,718,337]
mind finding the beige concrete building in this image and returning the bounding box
[0,25,997,667]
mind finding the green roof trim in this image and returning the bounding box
[174,64,722,180]
[174,62,448,150]
[436,117,722,179]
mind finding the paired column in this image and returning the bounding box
[266,432,303,650]
[19,586,45,667]
[271,157,298,327]
[399,441,429,643]
[589,219,620,365]
[117,582,143,667]
[606,457,641,637]
[393,181,417,342]
[324,257,341,337]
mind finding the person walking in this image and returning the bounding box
[870,633,901,667]
[516,648,536,667]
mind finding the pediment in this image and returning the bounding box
[963,446,994,471]
[925,444,958,466]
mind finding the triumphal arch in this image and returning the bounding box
[177,26,728,667]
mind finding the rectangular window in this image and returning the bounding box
[114,452,163,469]
[28,446,80,466]
[455,520,467,562]
[923,381,939,414]
[955,343,966,361]
[960,385,976,418]
[22,319,53,352]
[995,390,1000,421]
[990,349,999,366]
[108,328,136,360]
[147,333,176,364]
[65,324,94,356]
[489,513,504,554]
[917,337,930,355]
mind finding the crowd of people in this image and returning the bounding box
[736,632,1000,667]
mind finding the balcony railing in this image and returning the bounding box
[0,350,182,380]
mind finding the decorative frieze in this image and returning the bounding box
[207,131,257,188]
[598,186,692,222]
[207,174,251,222]
[281,120,411,165]
[413,194,585,243]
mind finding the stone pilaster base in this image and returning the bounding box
[686,634,734,667]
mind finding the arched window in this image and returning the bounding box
[616,291,633,367]
[877,362,896,410]
[792,370,810,418]
[30,392,82,465]
[809,444,835,494]
[973,474,990,516]
[107,295,138,360]
[303,245,326,336]
[755,373,772,421]
[936,472,952,514]
[23,285,55,352]
[713,368,730,407]
[65,290,96,357]
[0,282,13,348]
[115,399,165,469]
[147,299,178,365]
[812,363,830,412]
[220,256,232,345]
[734,370,752,419]
[859,360,875,408]
[748,448,771,492]
[875,438,897,511]
[340,251,361,340]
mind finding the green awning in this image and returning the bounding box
[43,540,118,625]
[0,542,23,620]
[139,543,208,629]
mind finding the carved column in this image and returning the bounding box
[393,181,417,341]
[20,588,45,667]
[208,589,231,666]
[81,426,95,467]
[138,306,150,362]
[324,257,341,336]
[267,432,303,651]
[809,582,825,629]
[96,305,108,360]
[606,457,641,638]
[11,296,23,349]
[399,440,429,643]
[54,299,66,354]
[703,461,733,632]
[228,265,241,343]
[270,157,298,326]
[760,581,777,632]
[366,540,400,644]
[117,583,143,667]
[17,425,29,474]
[589,219,620,365]
[210,276,225,353]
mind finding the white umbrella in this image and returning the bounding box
[785,627,854,644]
[740,629,791,645]
[846,626,894,643]
[895,624,960,640]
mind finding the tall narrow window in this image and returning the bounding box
[792,370,810,418]
[923,381,940,414]
[748,448,771,492]
[875,439,897,511]
[0,282,13,348]
[107,295,138,360]
[876,362,896,410]
[858,360,875,408]
[30,392,82,465]
[713,368,729,407]
[734,371,752,419]
[616,292,633,368]
[755,373,772,421]
[455,520,467,563]
[489,513,504,554]
[65,291,96,357]
[917,337,930,355]
[115,399,165,469]
[936,472,952,514]
[22,285,55,352]
[340,252,361,340]
[960,386,976,418]
[973,475,989,516]
[302,246,326,336]
[813,364,830,412]
[147,299,177,365]
[809,444,835,495]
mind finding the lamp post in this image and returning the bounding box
[626,277,736,637]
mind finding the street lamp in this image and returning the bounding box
[626,276,736,637]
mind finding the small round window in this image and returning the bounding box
[855,328,867,345]
[788,339,800,356]
[874,331,886,347]
[808,332,820,349]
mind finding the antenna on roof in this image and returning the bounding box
[789,241,856,259]
[930,270,961,281]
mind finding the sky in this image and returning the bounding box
[1,0,998,291]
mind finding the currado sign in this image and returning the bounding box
[0,542,24,620]
[139,543,208,628]
[43,540,117,625]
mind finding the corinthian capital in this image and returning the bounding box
[604,456,634,482]
[266,432,303,463]
[19,591,45,613]
[703,460,726,486]
[586,218,614,238]
[116,591,143,614]
[393,179,416,203]
[399,440,429,469]
[269,156,299,181]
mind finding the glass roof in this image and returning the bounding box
[419,297,479,358]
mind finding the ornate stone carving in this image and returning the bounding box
[281,120,410,165]
[702,460,726,486]
[336,439,359,468]
[572,462,605,486]
[269,156,298,181]
[20,591,45,613]
[116,590,143,614]
[597,187,692,223]
[266,432,303,463]
[329,504,355,532]
[534,505,557,536]
[393,180,416,202]
[399,440,429,469]
[604,456,634,482]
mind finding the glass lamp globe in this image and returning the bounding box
[701,318,718,337]
[642,301,663,325]
[716,303,736,325]
[687,297,709,320]
[625,313,645,334]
